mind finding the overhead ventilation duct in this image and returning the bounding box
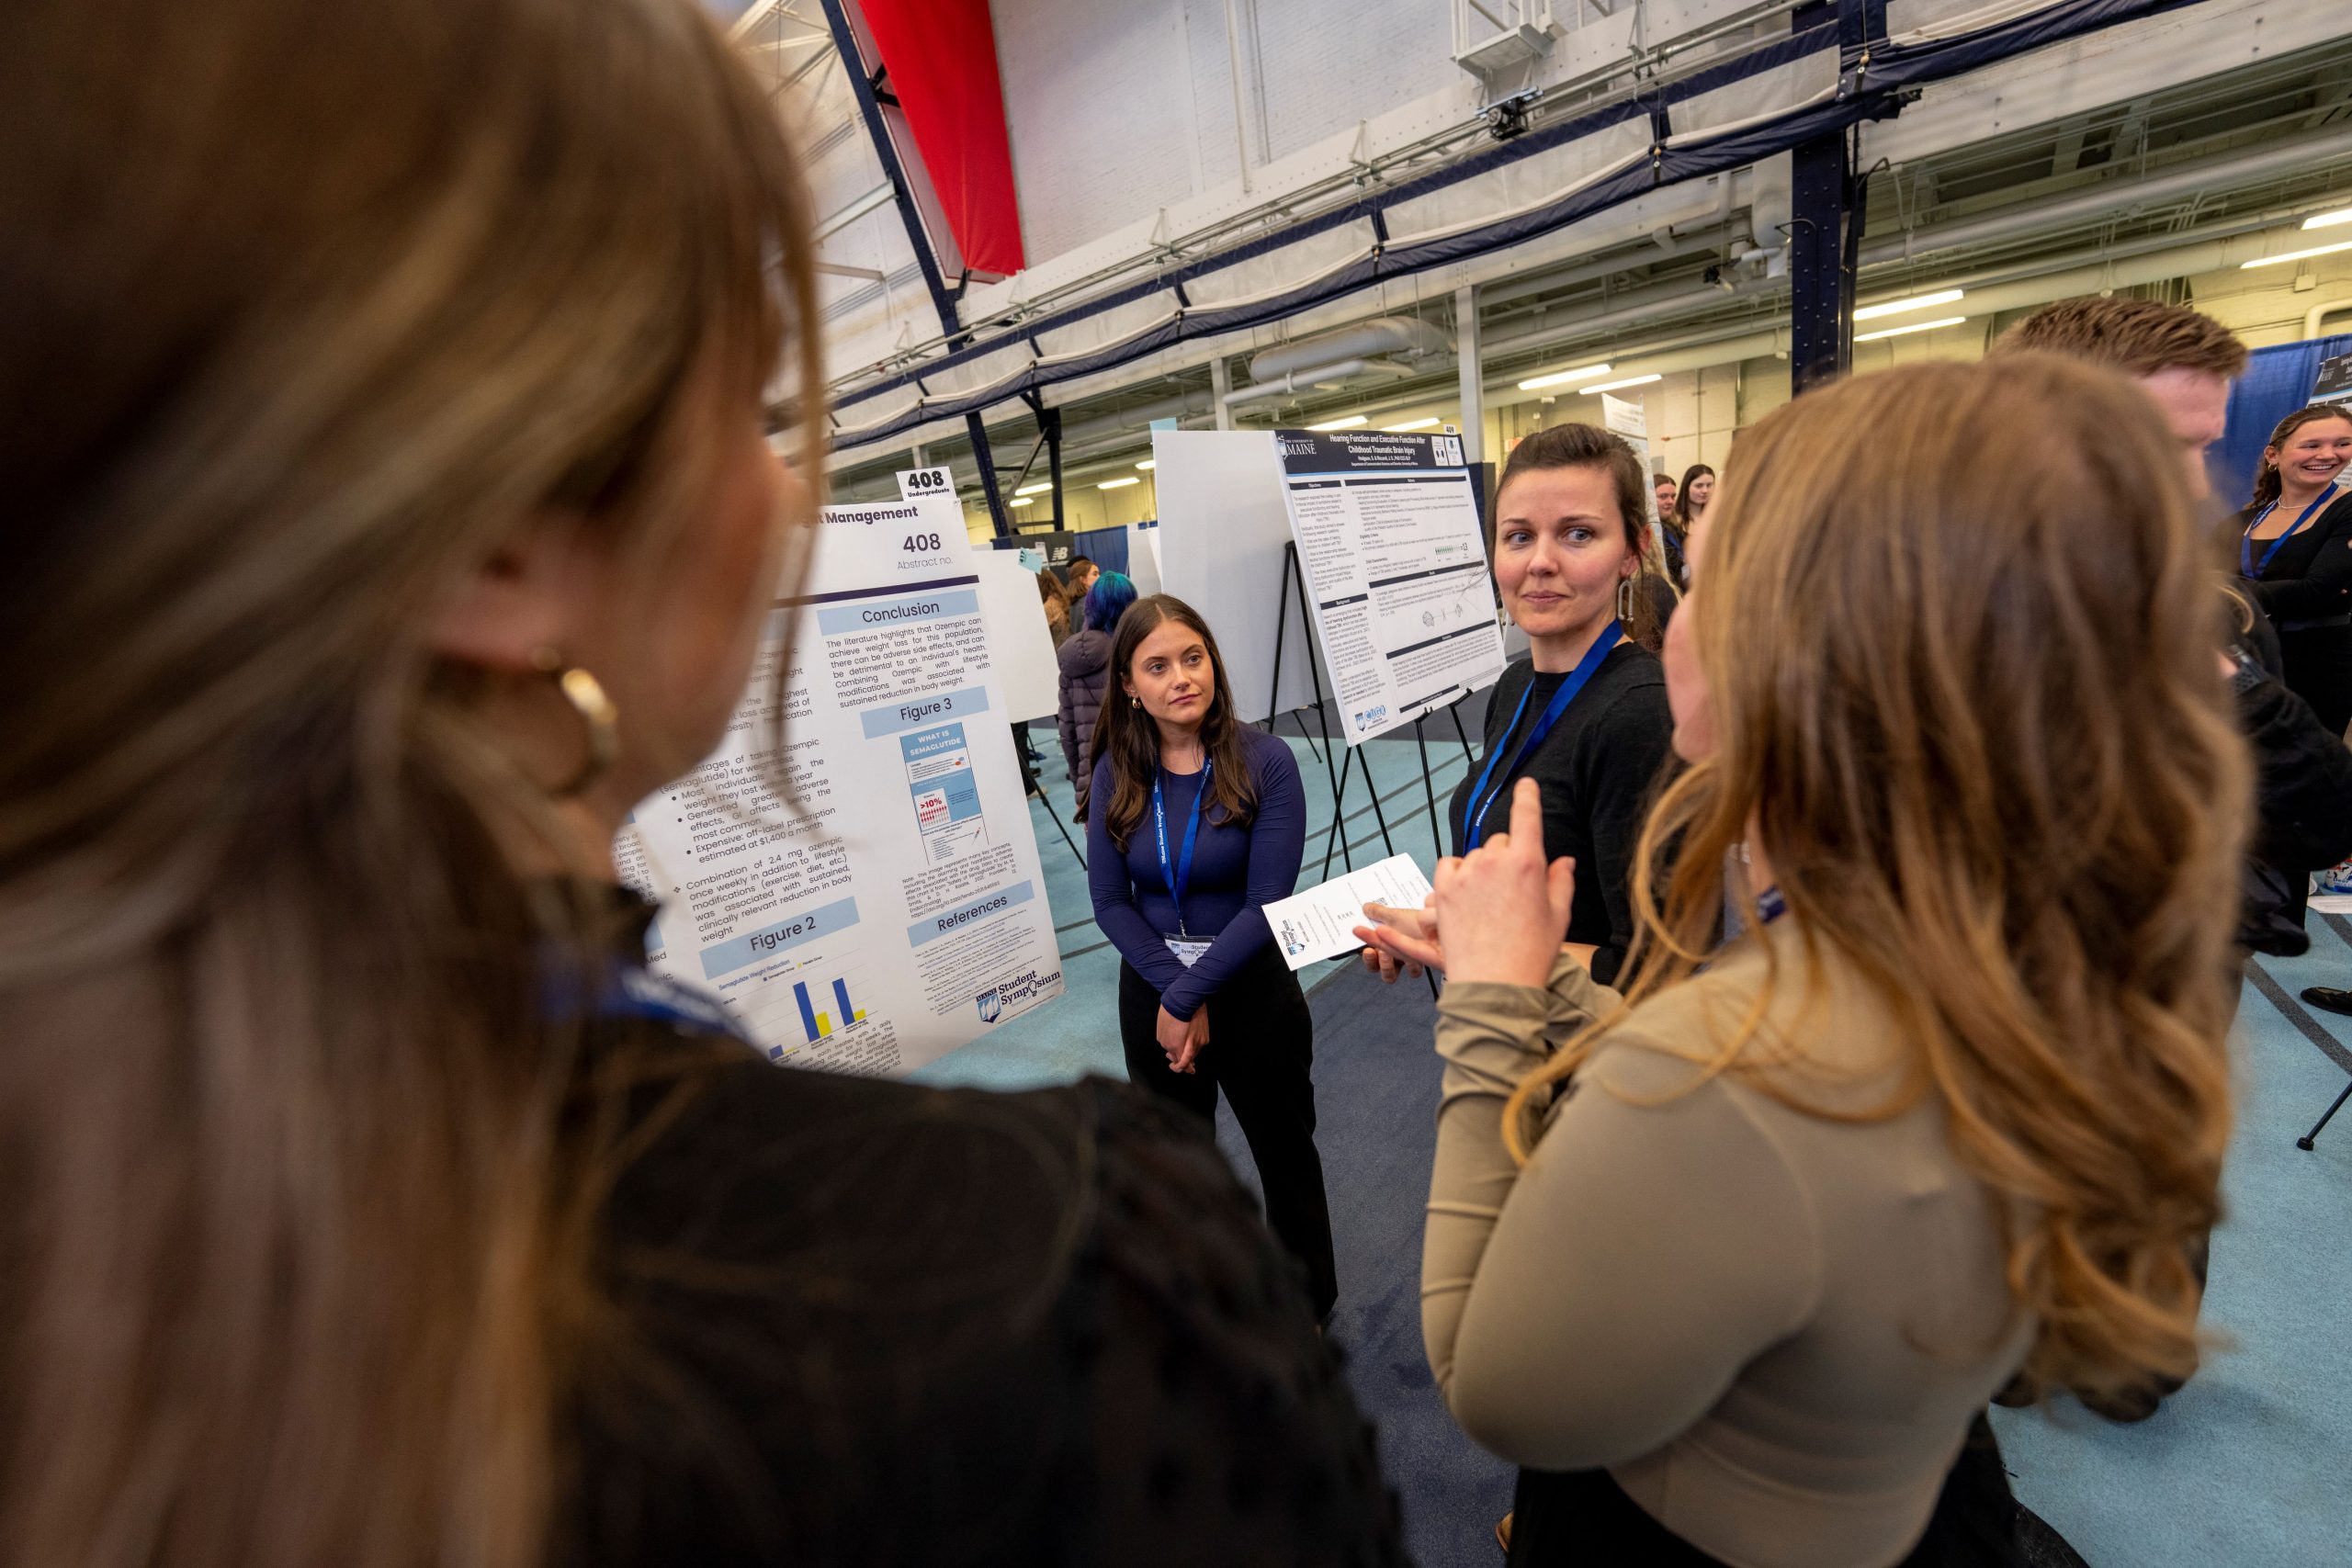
[1219,316,1453,413]
[1221,357,1419,412]
[1247,316,1453,381]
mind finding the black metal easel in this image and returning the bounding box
[1017,740,1085,869]
[1408,693,1481,863]
[1263,541,1351,857]
[2297,1077,2349,1151]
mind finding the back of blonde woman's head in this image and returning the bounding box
[0,1,820,1565]
[1518,354,2251,1407]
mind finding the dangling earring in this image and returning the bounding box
[1615,573,1637,626]
[1130,694,1142,707]
[531,646,619,798]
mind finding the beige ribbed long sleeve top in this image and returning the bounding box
[1423,919,2034,1568]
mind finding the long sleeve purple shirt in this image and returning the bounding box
[1087,728,1306,1021]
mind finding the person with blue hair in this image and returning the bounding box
[1057,570,1136,818]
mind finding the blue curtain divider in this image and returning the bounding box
[2217,333,2352,510]
[1069,525,1130,581]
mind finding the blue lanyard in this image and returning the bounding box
[1755,886,1788,924]
[2241,493,2333,579]
[1459,625,1623,852]
[1152,757,1212,936]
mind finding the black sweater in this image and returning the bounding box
[1446,645,1674,987]
[558,901,1406,1568]
[2239,489,2352,627]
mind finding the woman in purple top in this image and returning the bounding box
[1087,595,1336,1320]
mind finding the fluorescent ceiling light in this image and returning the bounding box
[1581,374,1663,394]
[2302,208,2352,231]
[2243,239,2352,269]
[1011,496,1034,506]
[1517,362,1611,391]
[1306,414,1369,431]
[1098,476,1140,490]
[1136,459,1156,469]
[1854,315,1969,343]
[1851,288,1963,321]
[1013,480,1052,496]
[1383,417,1441,432]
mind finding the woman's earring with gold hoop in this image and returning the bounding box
[530,646,619,799]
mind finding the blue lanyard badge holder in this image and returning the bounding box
[1459,624,1623,852]
[2241,493,2332,580]
[1154,759,1214,968]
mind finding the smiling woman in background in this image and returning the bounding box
[1087,595,1337,1323]
[2239,404,2352,736]
[0,2,1407,1564]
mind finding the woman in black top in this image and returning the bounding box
[1659,462,1714,589]
[1366,425,1674,989]
[0,4,1406,1566]
[2239,405,2352,735]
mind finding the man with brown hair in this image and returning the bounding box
[2019,297,2352,1064]
[1996,295,2249,499]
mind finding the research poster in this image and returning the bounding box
[1273,428,1507,744]
[2312,349,2352,413]
[613,494,1065,1076]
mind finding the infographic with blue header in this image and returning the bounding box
[611,492,1063,1075]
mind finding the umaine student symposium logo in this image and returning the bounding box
[975,989,1002,1023]
[1353,703,1389,730]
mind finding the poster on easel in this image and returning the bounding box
[2312,349,2352,414]
[613,493,1064,1076]
[1272,428,1506,745]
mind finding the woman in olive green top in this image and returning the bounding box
[1364,357,2247,1567]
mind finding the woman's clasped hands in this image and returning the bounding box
[1353,778,1577,990]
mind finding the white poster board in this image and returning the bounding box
[1273,429,1507,745]
[972,548,1061,723]
[614,494,1064,1076]
[1125,520,1164,596]
[1152,429,1322,724]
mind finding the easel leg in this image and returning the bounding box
[1321,746,1354,881]
[1363,750,1397,858]
[1289,541,1353,872]
[1271,541,1342,824]
[2298,1077,2352,1151]
[1447,696,1476,766]
[1037,795,1086,870]
[1414,717,1444,863]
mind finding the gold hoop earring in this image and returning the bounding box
[1130,694,1142,708]
[531,646,619,799]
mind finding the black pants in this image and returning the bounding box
[1505,1416,2077,1567]
[1118,950,1338,1321]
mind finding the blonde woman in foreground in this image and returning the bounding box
[1363,355,2249,1567]
[0,2,1406,1565]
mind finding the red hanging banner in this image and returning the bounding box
[854,0,1027,282]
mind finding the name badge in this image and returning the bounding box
[1165,937,1212,968]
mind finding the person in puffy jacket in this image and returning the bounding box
[1058,570,1136,818]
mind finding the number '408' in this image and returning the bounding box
[902,533,942,552]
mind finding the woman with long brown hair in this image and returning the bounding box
[1085,595,1335,1322]
[1363,356,2247,1565]
[0,3,1405,1565]
[2238,403,2352,735]
[1660,461,1715,586]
